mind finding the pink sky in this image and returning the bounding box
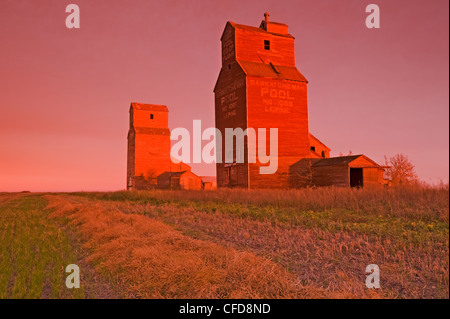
[0,0,448,192]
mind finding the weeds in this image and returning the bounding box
[0,195,84,298]
[1,186,448,299]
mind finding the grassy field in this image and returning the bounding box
[0,194,84,298]
[0,186,448,299]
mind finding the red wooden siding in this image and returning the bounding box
[215,17,311,189]
[127,103,171,190]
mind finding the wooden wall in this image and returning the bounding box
[246,76,310,188]
[127,107,171,190]
[126,130,135,189]
[234,25,296,66]
[289,158,322,188]
[348,156,385,187]
[309,135,330,158]
[133,133,171,186]
[362,167,381,186]
[348,156,376,168]
[215,22,310,189]
[132,108,168,129]
[361,168,385,187]
[179,171,203,190]
[170,161,191,172]
[214,34,249,188]
[312,165,349,187]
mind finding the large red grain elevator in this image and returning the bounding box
[126,14,386,190]
[214,13,311,188]
[127,103,205,190]
[127,103,171,190]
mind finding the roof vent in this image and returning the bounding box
[259,13,289,34]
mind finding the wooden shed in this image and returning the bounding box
[157,171,202,190]
[312,155,386,187]
[201,176,217,190]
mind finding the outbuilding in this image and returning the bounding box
[312,155,386,187]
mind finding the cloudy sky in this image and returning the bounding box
[0,0,448,191]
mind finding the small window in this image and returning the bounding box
[264,40,270,50]
[150,114,154,119]
[321,151,326,158]
[310,146,316,152]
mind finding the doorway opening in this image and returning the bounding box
[350,168,363,188]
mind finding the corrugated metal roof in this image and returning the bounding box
[130,102,168,112]
[238,61,308,82]
[312,155,363,167]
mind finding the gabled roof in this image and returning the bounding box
[228,21,294,39]
[168,171,188,178]
[312,155,382,168]
[169,170,200,178]
[130,102,168,112]
[313,155,364,167]
[238,61,308,83]
[309,133,331,151]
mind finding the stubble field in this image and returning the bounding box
[0,186,448,299]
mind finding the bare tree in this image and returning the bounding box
[384,154,418,185]
[145,169,158,185]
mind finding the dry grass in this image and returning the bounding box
[45,195,333,298]
[2,186,447,299]
[81,185,449,222]
[72,185,448,299]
